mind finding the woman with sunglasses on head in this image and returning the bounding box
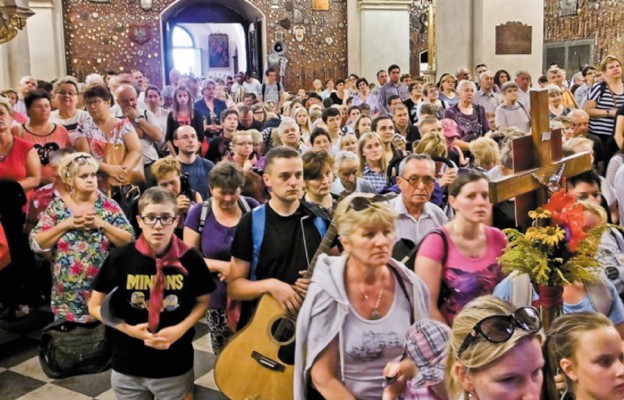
[31,152,134,323]
[446,295,545,400]
[415,170,506,326]
[544,312,624,400]
[295,192,430,400]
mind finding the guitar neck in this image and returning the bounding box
[302,221,337,281]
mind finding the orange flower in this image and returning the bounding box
[542,189,586,252]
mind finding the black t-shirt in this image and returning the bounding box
[587,132,605,166]
[403,98,419,125]
[237,119,262,131]
[91,243,215,378]
[230,202,325,327]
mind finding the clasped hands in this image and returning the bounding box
[66,211,103,231]
[123,322,186,351]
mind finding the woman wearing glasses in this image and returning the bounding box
[295,193,430,400]
[74,84,142,193]
[446,296,544,400]
[415,170,506,326]
[544,312,624,400]
[50,76,90,145]
[31,152,133,323]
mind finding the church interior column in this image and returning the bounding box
[27,0,66,81]
[349,0,412,80]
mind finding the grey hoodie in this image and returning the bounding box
[294,254,430,399]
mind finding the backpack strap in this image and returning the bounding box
[587,274,614,316]
[197,198,212,234]
[238,197,252,214]
[508,273,534,308]
[312,215,327,238]
[261,83,266,100]
[388,265,414,325]
[250,204,266,281]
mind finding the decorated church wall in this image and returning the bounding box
[544,0,624,67]
[62,0,348,91]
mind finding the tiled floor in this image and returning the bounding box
[0,306,227,400]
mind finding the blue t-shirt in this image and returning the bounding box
[493,274,624,325]
[179,156,214,200]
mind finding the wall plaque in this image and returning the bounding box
[496,22,532,55]
[560,0,577,16]
[312,0,329,11]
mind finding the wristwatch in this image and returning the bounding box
[133,117,141,125]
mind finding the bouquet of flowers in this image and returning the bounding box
[498,189,612,328]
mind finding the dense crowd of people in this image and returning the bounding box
[1,58,624,399]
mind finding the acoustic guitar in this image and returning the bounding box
[214,220,338,400]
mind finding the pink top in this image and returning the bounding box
[417,225,507,325]
[13,123,71,182]
[0,136,35,203]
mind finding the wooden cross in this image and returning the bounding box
[488,89,593,228]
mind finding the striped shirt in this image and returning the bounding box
[588,81,624,137]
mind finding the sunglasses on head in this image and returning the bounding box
[347,194,392,212]
[456,306,541,358]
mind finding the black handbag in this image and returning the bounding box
[39,319,112,379]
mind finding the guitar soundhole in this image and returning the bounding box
[270,317,296,345]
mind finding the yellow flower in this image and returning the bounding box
[529,207,552,220]
[539,226,566,247]
[525,227,542,241]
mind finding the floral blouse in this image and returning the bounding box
[31,191,134,322]
[75,117,134,162]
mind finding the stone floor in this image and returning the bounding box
[0,305,227,400]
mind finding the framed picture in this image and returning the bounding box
[209,34,229,68]
[312,0,329,11]
[560,0,577,16]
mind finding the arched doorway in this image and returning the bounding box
[160,0,265,84]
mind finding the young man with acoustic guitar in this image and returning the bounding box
[227,145,331,329]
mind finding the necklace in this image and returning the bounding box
[360,285,384,320]
[0,139,14,161]
[453,220,484,240]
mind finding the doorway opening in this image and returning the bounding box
[161,0,265,85]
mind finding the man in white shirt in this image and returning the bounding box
[242,72,262,97]
[390,154,448,246]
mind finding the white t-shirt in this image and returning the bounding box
[50,109,91,145]
[342,276,411,400]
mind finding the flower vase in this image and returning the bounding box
[536,284,564,331]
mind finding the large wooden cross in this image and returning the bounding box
[488,89,593,228]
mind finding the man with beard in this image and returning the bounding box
[174,125,214,200]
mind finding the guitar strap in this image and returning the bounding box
[388,265,415,325]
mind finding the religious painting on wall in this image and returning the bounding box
[312,0,329,11]
[560,0,577,16]
[209,34,229,68]
[495,22,532,55]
